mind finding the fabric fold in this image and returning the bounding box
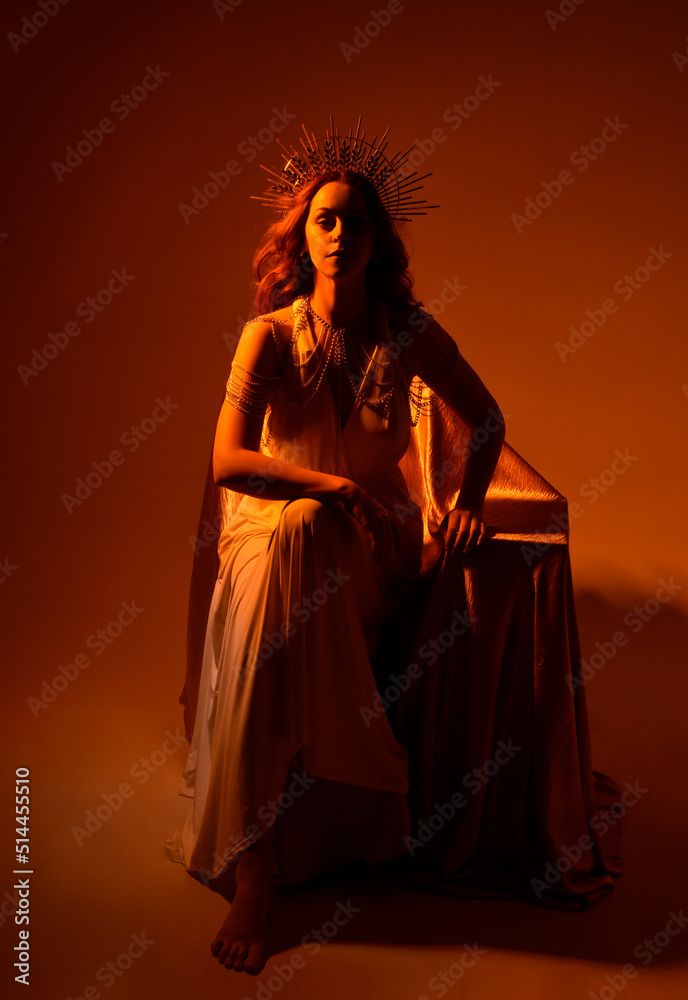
[171,300,622,909]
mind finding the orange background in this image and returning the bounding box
[2,0,687,997]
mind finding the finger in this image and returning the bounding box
[449,517,471,555]
[443,513,461,552]
[365,517,384,564]
[443,513,460,544]
[452,513,483,555]
[452,534,468,555]
[446,534,463,557]
[444,522,460,554]
[462,519,482,553]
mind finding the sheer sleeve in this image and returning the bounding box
[225,363,280,416]
[224,317,286,417]
[406,323,463,427]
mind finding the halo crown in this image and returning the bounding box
[251,115,439,223]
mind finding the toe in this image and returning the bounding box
[244,942,265,975]
[218,938,234,965]
[232,943,248,971]
[225,942,242,969]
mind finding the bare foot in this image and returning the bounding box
[210,840,273,973]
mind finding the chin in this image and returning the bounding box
[325,259,364,277]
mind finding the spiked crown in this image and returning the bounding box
[251,116,439,222]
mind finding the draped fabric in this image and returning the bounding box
[169,297,622,909]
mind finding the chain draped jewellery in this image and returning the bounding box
[224,296,459,475]
[224,117,458,472]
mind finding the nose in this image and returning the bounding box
[331,218,350,244]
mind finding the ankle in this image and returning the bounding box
[235,841,274,888]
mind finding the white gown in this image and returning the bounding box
[166,296,433,893]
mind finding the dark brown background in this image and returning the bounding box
[2,0,686,996]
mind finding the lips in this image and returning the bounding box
[328,249,351,257]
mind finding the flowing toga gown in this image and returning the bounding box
[165,295,622,910]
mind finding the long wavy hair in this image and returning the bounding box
[251,170,422,318]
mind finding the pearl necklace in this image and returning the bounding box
[304,298,377,340]
[304,298,396,399]
[299,297,398,472]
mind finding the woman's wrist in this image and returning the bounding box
[333,477,358,505]
[456,491,484,517]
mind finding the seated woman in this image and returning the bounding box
[166,120,621,976]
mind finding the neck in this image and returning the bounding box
[308,275,371,329]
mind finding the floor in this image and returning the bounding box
[7,584,687,1000]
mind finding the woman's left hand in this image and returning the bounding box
[440,507,488,556]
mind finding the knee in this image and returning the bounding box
[278,498,343,536]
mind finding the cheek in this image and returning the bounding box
[306,228,327,253]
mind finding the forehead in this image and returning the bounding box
[308,181,368,215]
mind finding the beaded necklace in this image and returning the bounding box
[300,297,399,471]
[225,295,448,473]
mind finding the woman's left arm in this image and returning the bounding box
[398,310,506,554]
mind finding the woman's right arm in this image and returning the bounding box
[212,320,349,503]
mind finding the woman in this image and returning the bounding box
[167,123,621,975]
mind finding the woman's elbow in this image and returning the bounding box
[487,405,506,441]
[212,447,238,486]
[468,404,506,444]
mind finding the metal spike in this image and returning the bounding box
[251,119,438,221]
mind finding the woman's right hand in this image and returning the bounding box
[340,481,396,566]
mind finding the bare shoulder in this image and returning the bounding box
[235,306,293,370]
[387,303,457,379]
[268,304,295,324]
